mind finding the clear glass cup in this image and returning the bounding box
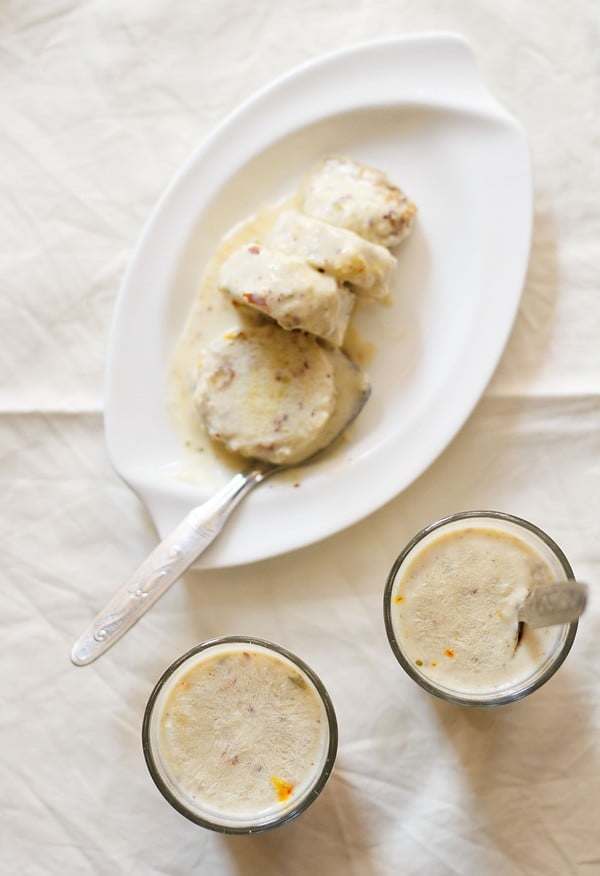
[383,511,578,707]
[142,636,338,833]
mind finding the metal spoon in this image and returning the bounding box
[517,580,588,630]
[71,353,370,666]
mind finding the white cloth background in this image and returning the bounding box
[1,2,599,874]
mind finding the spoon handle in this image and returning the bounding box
[71,467,271,666]
[518,580,588,629]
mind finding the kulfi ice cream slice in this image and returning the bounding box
[299,155,416,248]
[194,324,337,465]
[267,211,396,300]
[218,243,354,346]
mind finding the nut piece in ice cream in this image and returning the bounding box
[218,243,355,346]
[299,155,416,248]
[267,210,396,300]
[195,324,337,465]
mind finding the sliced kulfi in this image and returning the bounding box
[299,155,416,248]
[218,243,354,346]
[194,324,337,465]
[267,210,396,300]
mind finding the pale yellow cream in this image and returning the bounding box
[156,645,329,821]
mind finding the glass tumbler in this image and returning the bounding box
[143,636,338,832]
[383,511,578,707]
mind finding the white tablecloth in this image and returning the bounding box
[2,2,599,874]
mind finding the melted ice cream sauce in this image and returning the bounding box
[166,197,374,489]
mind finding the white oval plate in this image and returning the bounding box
[105,33,532,568]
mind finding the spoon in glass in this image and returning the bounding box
[515,579,588,646]
[517,580,588,629]
[71,352,369,666]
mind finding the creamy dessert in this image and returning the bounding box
[299,155,417,247]
[195,324,337,465]
[267,210,396,299]
[218,243,355,345]
[385,514,576,703]
[167,155,416,475]
[143,639,336,831]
